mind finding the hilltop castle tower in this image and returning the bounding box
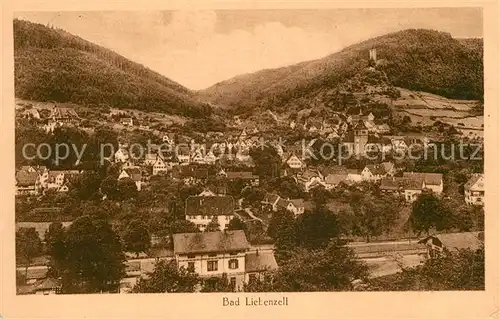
[369,48,377,62]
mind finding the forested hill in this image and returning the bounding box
[201,29,483,113]
[14,19,212,118]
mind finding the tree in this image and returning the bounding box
[71,170,102,201]
[295,206,340,249]
[350,194,400,242]
[410,192,452,235]
[49,215,126,293]
[132,259,199,293]
[123,220,151,257]
[249,145,281,180]
[16,227,43,278]
[271,209,298,264]
[117,178,138,200]
[243,273,277,292]
[371,246,484,291]
[170,220,199,234]
[204,216,221,232]
[277,177,303,200]
[310,186,330,208]
[241,186,266,208]
[273,242,369,291]
[226,217,247,233]
[44,222,66,274]
[200,273,235,292]
[100,176,119,200]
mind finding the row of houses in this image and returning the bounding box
[18,229,484,294]
[261,193,309,216]
[380,172,484,205]
[17,229,278,294]
[15,166,80,195]
[281,162,396,192]
[380,172,443,202]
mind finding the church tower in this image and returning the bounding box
[353,120,369,156]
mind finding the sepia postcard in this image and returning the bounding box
[1,0,499,318]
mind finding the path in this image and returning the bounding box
[244,207,264,224]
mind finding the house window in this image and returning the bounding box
[230,277,237,289]
[225,216,231,221]
[207,260,218,272]
[187,254,195,259]
[208,253,217,257]
[187,262,195,272]
[229,251,238,256]
[228,259,239,269]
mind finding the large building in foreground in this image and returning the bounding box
[172,230,278,291]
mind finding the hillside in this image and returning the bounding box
[201,29,483,114]
[14,19,212,118]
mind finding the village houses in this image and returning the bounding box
[118,167,143,191]
[114,147,130,163]
[185,195,235,231]
[276,198,306,216]
[464,173,485,206]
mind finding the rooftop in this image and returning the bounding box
[245,251,278,273]
[185,195,235,216]
[173,230,250,255]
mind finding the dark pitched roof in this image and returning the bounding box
[16,170,38,186]
[403,172,443,186]
[33,277,61,291]
[418,232,483,251]
[402,178,423,190]
[245,251,278,273]
[464,174,484,191]
[226,171,258,180]
[319,165,348,176]
[325,173,348,185]
[380,177,403,190]
[173,230,249,255]
[353,120,368,131]
[380,177,422,190]
[124,167,142,182]
[185,195,235,216]
[19,267,48,280]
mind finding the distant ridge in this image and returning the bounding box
[14,19,212,118]
[201,29,483,113]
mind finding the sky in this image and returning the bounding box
[15,8,483,90]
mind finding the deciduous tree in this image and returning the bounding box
[132,259,199,293]
[123,220,151,257]
[49,215,126,293]
[16,227,43,278]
